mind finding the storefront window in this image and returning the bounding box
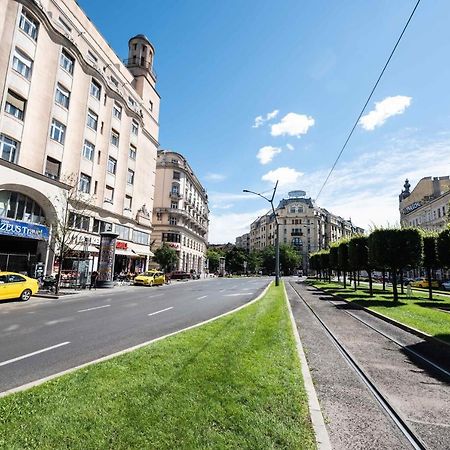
[115,224,130,240]
[0,191,45,224]
[132,230,149,245]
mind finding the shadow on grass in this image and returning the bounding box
[353,299,407,308]
[415,302,450,310]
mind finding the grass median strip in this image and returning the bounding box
[0,284,316,449]
[310,280,450,342]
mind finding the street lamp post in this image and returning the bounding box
[243,181,280,286]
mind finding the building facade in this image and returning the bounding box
[399,177,450,231]
[0,0,160,279]
[235,232,250,252]
[246,191,364,270]
[151,150,209,275]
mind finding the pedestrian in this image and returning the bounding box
[89,270,98,290]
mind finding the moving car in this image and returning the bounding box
[441,280,450,291]
[0,271,39,301]
[133,270,165,286]
[409,278,440,289]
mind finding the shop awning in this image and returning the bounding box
[70,244,99,253]
[115,248,136,257]
[133,249,154,257]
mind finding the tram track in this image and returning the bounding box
[289,280,437,450]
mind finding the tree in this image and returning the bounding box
[348,236,371,295]
[319,251,330,281]
[260,245,276,274]
[153,243,179,272]
[437,226,450,269]
[369,228,422,303]
[206,249,222,273]
[224,246,247,274]
[247,250,262,274]
[48,174,95,295]
[309,253,320,279]
[280,244,302,275]
[422,231,439,300]
[329,244,340,282]
[338,240,350,288]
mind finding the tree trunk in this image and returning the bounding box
[392,269,399,303]
[353,271,357,291]
[382,269,386,291]
[400,270,404,295]
[368,270,373,297]
[357,271,360,286]
[343,270,347,288]
[337,269,341,283]
[427,267,433,301]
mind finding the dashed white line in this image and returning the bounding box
[148,307,173,317]
[0,342,70,367]
[78,304,111,313]
[224,293,253,297]
[197,295,207,300]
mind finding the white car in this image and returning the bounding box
[441,281,450,291]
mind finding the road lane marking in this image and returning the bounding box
[147,294,163,298]
[78,305,111,313]
[224,293,253,297]
[45,318,73,326]
[148,307,173,317]
[197,295,207,300]
[4,324,19,332]
[0,342,70,367]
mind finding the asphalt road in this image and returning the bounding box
[0,277,270,394]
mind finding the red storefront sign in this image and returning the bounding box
[116,241,128,250]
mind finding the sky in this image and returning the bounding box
[77,0,450,243]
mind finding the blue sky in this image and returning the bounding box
[78,0,450,243]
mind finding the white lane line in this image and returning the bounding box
[197,295,207,300]
[148,294,164,299]
[78,305,110,313]
[0,342,70,367]
[148,307,173,317]
[4,324,19,332]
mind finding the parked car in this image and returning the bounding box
[170,271,190,280]
[441,280,450,291]
[409,278,440,289]
[133,270,165,286]
[0,271,39,301]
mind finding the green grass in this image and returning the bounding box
[310,280,450,343]
[0,284,316,450]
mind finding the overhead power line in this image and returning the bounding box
[315,0,422,202]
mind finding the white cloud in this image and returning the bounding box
[262,167,304,187]
[271,112,315,137]
[208,209,268,244]
[252,109,279,128]
[257,146,282,165]
[359,95,412,131]
[286,143,294,151]
[204,172,226,182]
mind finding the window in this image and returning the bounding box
[58,17,72,32]
[133,230,149,245]
[115,224,130,240]
[111,130,119,147]
[60,49,74,74]
[44,157,60,180]
[156,212,162,221]
[128,96,136,107]
[171,202,178,209]
[127,169,134,185]
[55,83,70,108]
[129,145,136,160]
[149,100,153,111]
[87,50,98,63]
[4,90,25,120]
[124,195,132,211]
[105,185,114,203]
[110,76,119,87]
[50,119,66,144]
[162,233,181,243]
[0,134,19,163]
[131,120,139,135]
[12,48,33,79]
[169,216,177,225]
[90,79,101,100]
[107,156,117,174]
[173,171,180,180]
[93,219,112,233]
[86,109,98,130]
[68,212,90,231]
[82,140,95,161]
[112,102,122,119]
[19,9,39,40]
[0,191,45,223]
[79,173,91,193]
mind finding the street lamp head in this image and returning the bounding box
[242,189,249,193]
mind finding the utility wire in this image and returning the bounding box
[315,0,422,201]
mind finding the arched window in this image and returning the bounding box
[0,191,45,224]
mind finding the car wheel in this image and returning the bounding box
[418,284,423,288]
[20,289,32,302]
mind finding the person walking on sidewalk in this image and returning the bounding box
[89,270,98,290]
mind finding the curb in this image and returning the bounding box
[283,283,331,450]
[0,282,271,398]
[310,283,450,350]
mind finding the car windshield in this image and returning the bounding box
[142,272,156,277]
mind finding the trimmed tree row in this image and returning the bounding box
[310,226,450,302]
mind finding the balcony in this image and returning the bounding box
[291,231,303,236]
[169,191,183,199]
[123,57,157,81]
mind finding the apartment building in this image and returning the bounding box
[399,177,450,231]
[0,0,160,278]
[246,191,363,270]
[151,150,209,275]
[235,232,250,252]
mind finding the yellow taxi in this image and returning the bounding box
[0,271,39,301]
[133,270,165,287]
[410,278,440,289]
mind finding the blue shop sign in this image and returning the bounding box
[0,217,49,241]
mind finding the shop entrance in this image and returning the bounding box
[0,235,38,275]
